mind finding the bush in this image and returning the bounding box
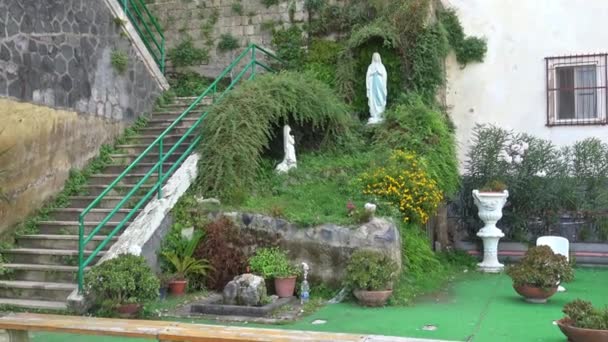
[110,50,128,74]
[197,71,352,199]
[167,38,209,67]
[360,150,443,224]
[194,217,248,290]
[162,232,212,281]
[84,254,159,306]
[375,94,459,196]
[439,9,487,65]
[343,250,399,291]
[249,247,299,278]
[563,299,608,330]
[506,246,574,289]
[168,71,213,97]
[271,26,305,68]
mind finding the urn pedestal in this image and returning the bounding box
[472,190,509,273]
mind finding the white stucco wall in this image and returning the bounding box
[443,0,608,168]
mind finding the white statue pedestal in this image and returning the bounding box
[472,190,509,273]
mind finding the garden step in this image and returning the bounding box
[81,184,156,197]
[123,134,195,145]
[16,235,117,251]
[2,248,104,266]
[151,111,205,120]
[103,163,175,175]
[37,221,130,235]
[138,126,196,135]
[0,298,66,311]
[110,152,183,164]
[88,173,159,186]
[160,96,212,107]
[2,264,83,283]
[143,119,196,130]
[113,144,189,155]
[147,117,200,125]
[48,208,140,222]
[66,196,143,209]
[0,280,76,302]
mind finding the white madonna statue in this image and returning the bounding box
[276,125,297,174]
[366,52,388,125]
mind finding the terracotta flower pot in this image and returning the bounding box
[274,276,297,298]
[353,289,393,307]
[513,284,558,303]
[557,318,608,342]
[116,303,141,318]
[168,279,188,296]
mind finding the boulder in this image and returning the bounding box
[222,273,267,306]
[211,213,402,287]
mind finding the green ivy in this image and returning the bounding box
[217,34,240,52]
[231,1,243,15]
[439,9,487,65]
[110,50,129,74]
[271,26,305,68]
[167,38,209,68]
[261,0,280,8]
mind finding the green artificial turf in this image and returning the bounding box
[28,268,608,341]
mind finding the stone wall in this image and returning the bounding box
[0,0,163,119]
[0,99,124,233]
[146,0,343,77]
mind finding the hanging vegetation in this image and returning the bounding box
[197,71,352,200]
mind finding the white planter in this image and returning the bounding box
[472,190,509,273]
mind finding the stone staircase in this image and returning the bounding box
[0,97,206,311]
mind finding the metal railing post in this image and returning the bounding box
[158,138,163,199]
[77,216,84,292]
[251,46,256,78]
[123,0,128,15]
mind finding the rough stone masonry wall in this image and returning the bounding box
[147,0,343,77]
[0,0,162,118]
[0,0,163,233]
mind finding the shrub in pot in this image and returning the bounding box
[249,247,299,298]
[343,250,399,307]
[506,245,573,303]
[162,232,212,296]
[557,299,608,342]
[84,254,159,317]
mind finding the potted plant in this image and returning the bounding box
[506,245,574,303]
[249,247,299,298]
[162,232,212,296]
[472,180,509,273]
[84,254,159,318]
[343,250,399,307]
[557,299,608,341]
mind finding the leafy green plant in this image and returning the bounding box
[162,253,212,281]
[167,38,209,67]
[439,9,487,65]
[562,299,608,330]
[168,71,213,97]
[84,254,159,305]
[261,0,280,8]
[217,33,239,52]
[480,180,507,192]
[506,246,574,289]
[110,50,129,74]
[231,2,243,15]
[271,26,305,68]
[249,247,299,278]
[197,71,352,199]
[343,250,399,291]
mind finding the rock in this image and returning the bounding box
[198,198,221,205]
[180,227,194,240]
[210,213,402,287]
[222,273,267,306]
[269,295,279,303]
[364,203,377,215]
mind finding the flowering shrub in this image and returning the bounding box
[360,150,443,224]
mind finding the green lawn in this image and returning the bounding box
[29,268,608,341]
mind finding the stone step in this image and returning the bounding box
[82,183,156,196]
[2,248,104,266]
[103,162,176,174]
[0,280,76,302]
[148,117,200,125]
[48,208,140,222]
[37,221,130,236]
[160,96,212,107]
[123,134,195,145]
[66,196,143,209]
[16,235,117,251]
[0,298,67,311]
[88,173,159,186]
[151,111,206,121]
[114,144,189,155]
[138,125,195,135]
[110,152,183,164]
[142,119,196,130]
[3,264,82,283]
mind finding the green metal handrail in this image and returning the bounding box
[77,44,284,292]
[121,0,166,73]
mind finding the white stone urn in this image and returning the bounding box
[472,189,509,273]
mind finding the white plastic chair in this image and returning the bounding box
[536,236,570,292]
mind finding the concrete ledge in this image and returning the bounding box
[190,294,296,317]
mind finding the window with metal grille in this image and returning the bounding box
[546,54,607,126]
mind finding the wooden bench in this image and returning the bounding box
[0,313,449,342]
